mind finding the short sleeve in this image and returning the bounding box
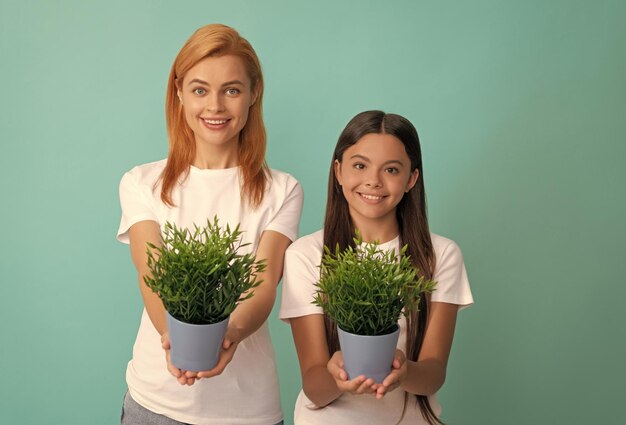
[430,239,473,309]
[265,176,304,242]
[116,169,159,244]
[279,238,324,322]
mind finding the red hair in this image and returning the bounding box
[161,24,268,207]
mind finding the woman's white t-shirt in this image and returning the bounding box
[117,159,303,425]
[279,230,473,425]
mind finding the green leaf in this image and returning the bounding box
[314,236,437,336]
[143,217,263,324]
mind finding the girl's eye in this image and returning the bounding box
[192,88,207,95]
[225,88,240,96]
[385,167,399,174]
[353,163,365,170]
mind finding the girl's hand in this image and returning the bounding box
[196,326,240,379]
[375,349,407,399]
[161,333,198,386]
[327,351,378,395]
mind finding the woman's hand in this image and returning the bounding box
[162,326,241,383]
[161,333,198,386]
[327,351,378,395]
[375,349,408,399]
[196,326,240,379]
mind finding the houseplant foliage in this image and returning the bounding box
[314,237,436,336]
[314,237,437,382]
[144,217,265,325]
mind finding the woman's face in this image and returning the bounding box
[178,55,256,155]
[334,133,419,232]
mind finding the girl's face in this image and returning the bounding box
[335,133,419,233]
[178,55,256,156]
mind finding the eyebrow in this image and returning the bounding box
[186,78,245,87]
[349,154,405,167]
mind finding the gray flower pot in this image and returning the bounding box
[337,325,400,383]
[166,312,229,372]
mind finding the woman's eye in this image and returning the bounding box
[385,167,399,174]
[353,163,365,170]
[192,88,207,95]
[225,88,240,96]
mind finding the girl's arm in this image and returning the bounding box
[198,229,291,378]
[291,314,341,407]
[379,301,458,397]
[291,314,377,407]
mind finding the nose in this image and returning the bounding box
[364,170,382,188]
[206,92,224,113]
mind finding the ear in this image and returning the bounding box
[250,83,259,106]
[334,159,343,186]
[405,169,419,193]
[175,79,183,103]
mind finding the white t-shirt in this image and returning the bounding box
[279,230,473,425]
[117,159,303,425]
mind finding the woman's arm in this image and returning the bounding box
[129,220,198,385]
[197,229,291,378]
[230,229,292,340]
[379,301,458,397]
[128,220,166,333]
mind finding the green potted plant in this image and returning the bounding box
[144,217,265,372]
[314,238,436,383]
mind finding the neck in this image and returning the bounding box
[351,214,400,244]
[193,142,239,169]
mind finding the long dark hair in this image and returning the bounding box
[322,110,441,424]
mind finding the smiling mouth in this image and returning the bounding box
[202,118,230,125]
[359,193,385,201]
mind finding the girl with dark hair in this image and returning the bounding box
[117,24,302,424]
[280,110,472,424]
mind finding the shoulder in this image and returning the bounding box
[121,159,167,187]
[431,233,463,261]
[286,230,324,263]
[280,231,325,319]
[429,232,473,306]
[268,167,297,181]
[430,232,468,277]
[264,168,304,212]
[290,229,324,251]
[267,168,301,192]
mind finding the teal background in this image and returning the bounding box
[1,0,624,423]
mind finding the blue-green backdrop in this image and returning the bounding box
[1,0,624,424]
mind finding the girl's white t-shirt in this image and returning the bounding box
[279,230,473,425]
[117,159,303,425]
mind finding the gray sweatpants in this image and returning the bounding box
[121,391,284,425]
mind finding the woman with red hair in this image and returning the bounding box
[117,24,302,425]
